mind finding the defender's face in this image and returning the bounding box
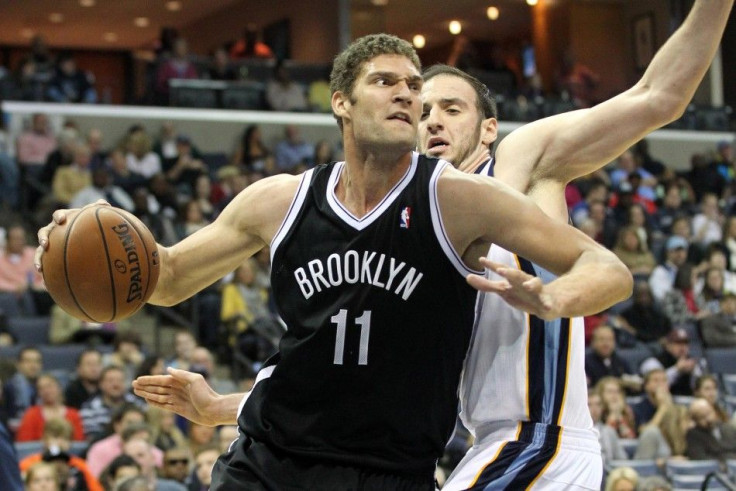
[339,54,422,153]
[419,74,484,167]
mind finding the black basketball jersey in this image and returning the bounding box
[238,153,479,476]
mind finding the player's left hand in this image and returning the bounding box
[467,257,557,320]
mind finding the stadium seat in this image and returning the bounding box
[48,368,71,390]
[673,395,695,407]
[222,82,266,110]
[0,344,23,362]
[706,348,736,375]
[665,459,720,477]
[619,438,638,459]
[69,440,89,457]
[14,440,44,460]
[607,459,660,477]
[721,374,736,396]
[0,293,22,318]
[618,345,654,373]
[39,345,86,371]
[8,316,50,345]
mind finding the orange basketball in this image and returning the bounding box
[42,205,160,322]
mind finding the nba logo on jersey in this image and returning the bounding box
[400,207,411,229]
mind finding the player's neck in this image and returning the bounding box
[457,147,491,174]
[337,145,412,218]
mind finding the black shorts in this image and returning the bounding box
[210,434,436,491]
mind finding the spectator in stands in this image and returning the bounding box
[265,61,308,112]
[0,418,22,491]
[50,304,116,346]
[207,47,237,81]
[686,397,736,461]
[616,280,672,344]
[612,225,656,278]
[189,346,237,395]
[312,139,335,167]
[274,125,313,174]
[231,125,274,174]
[160,447,191,484]
[123,438,185,491]
[700,292,736,348]
[631,368,673,431]
[64,349,102,410]
[28,35,54,76]
[192,174,215,221]
[649,235,690,302]
[148,172,180,218]
[686,152,726,202]
[189,445,219,491]
[642,328,703,396]
[85,407,156,477]
[175,200,209,240]
[661,263,710,326]
[713,140,734,183]
[697,266,725,314]
[51,142,92,206]
[46,53,97,103]
[86,128,106,170]
[691,192,724,250]
[80,366,142,442]
[155,37,198,104]
[70,167,134,211]
[571,179,608,227]
[133,355,165,381]
[146,406,187,452]
[16,373,84,441]
[19,418,101,491]
[131,186,179,246]
[595,376,637,439]
[610,149,657,203]
[163,135,207,194]
[24,461,59,491]
[694,374,730,422]
[654,186,691,237]
[221,258,280,373]
[585,325,641,391]
[0,224,45,316]
[587,390,627,465]
[604,466,638,491]
[554,49,599,109]
[108,148,146,195]
[126,131,161,179]
[0,118,19,210]
[186,421,218,457]
[229,25,274,59]
[12,57,44,102]
[98,454,140,491]
[218,425,238,454]
[153,122,180,161]
[103,331,145,386]
[3,346,42,426]
[167,330,197,371]
[38,127,79,193]
[15,113,57,170]
[633,404,689,463]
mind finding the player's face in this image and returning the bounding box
[337,54,422,154]
[419,74,492,168]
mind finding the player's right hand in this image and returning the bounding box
[34,199,111,271]
[132,367,223,426]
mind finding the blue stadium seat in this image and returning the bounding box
[8,316,50,345]
[14,440,44,460]
[618,346,654,373]
[48,368,71,390]
[39,345,86,371]
[607,459,660,477]
[69,440,89,457]
[666,459,719,477]
[706,348,736,375]
[619,438,638,459]
[0,344,23,362]
[721,374,736,396]
[671,473,729,490]
[673,395,695,407]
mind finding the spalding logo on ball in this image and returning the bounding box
[42,205,160,322]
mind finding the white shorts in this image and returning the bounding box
[443,422,603,490]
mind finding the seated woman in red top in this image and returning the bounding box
[15,373,85,441]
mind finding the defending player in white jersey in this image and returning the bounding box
[417,1,733,488]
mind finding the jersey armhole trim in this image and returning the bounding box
[270,168,315,264]
[429,160,484,277]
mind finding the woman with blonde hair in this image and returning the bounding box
[146,405,187,452]
[604,466,639,491]
[612,225,657,276]
[25,461,59,491]
[634,404,691,464]
[595,376,637,438]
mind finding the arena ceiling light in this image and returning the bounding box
[449,20,462,35]
[413,34,425,49]
[103,32,118,43]
[79,0,96,6]
[49,13,64,23]
[134,17,150,28]
[526,0,539,5]
[487,6,500,20]
[166,1,182,11]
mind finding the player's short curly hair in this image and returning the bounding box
[422,64,498,120]
[330,34,421,131]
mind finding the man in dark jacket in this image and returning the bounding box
[686,398,736,461]
[700,292,736,347]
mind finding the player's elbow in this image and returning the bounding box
[607,253,635,303]
[638,83,691,126]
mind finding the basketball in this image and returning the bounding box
[42,205,160,323]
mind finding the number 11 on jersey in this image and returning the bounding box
[332,309,372,365]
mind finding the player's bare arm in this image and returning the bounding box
[147,173,302,306]
[494,0,733,196]
[438,167,632,319]
[132,367,242,426]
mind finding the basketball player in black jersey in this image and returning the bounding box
[417,1,733,488]
[39,35,632,490]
